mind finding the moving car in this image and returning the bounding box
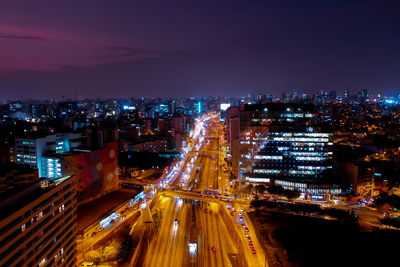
[174,219,178,225]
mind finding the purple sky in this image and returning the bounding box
[1,0,399,100]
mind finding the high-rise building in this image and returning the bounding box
[225,106,240,177]
[344,90,349,101]
[172,116,187,152]
[234,103,340,197]
[170,100,176,115]
[194,100,203,115]
[0,175,77,267]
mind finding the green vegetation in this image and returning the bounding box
[250,210,399,267]
[254,184,266,194]
[250,199,358,223]
[267,185,301,200]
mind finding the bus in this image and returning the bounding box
[276,197,290,203]
[219,196,232,202]
[204,189,220,195]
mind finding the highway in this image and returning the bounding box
[134,114,267,267]
[139,195,240,267]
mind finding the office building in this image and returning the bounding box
[233,103,340,197]
[15,133,85,177]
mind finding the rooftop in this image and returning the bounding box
[0,176,73,221]
[77,190,138,232]
[0,162,37,177]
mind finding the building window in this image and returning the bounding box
[39,257,46,267]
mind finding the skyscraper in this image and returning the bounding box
[235,103,340,198]
[194,100,203,115]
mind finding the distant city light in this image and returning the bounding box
[220,103,231,111]
[123,105,136,110]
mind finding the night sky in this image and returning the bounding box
[1,0,399,100]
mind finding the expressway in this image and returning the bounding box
[82,113,268,267]
[133,113,267,267]
[139,195,240,267]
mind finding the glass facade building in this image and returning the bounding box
[239,103,341,196]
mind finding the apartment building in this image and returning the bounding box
[0,175,77,267]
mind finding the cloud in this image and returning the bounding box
[105,45,158,57]
[0,34,45,41]
[84,46,160,61]
[105,46,155,53]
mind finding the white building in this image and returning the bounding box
[15,133,84,177]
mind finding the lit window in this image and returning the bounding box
[39,257,46,267]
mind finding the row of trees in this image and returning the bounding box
[250,199,358,223]
[240,184,301,200]
[266,185,301,199]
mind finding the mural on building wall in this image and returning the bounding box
[63,142,119,202]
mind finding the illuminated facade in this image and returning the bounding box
[0,176,77,267]
[194,101,203,115]
[41,156,63,179]
[238,103,341,196]
[15,133,84,177]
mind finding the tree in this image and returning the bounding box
[254,184,266,194]
[284,189,301,200]
[267,185,285,195]
[86,250,101,264]
[103,245,119,261]
[240,184,254,194]
[250,199,264,209]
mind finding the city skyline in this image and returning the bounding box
[1,2,400,266]
[1,94,400,266]
[1,0,400,100]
